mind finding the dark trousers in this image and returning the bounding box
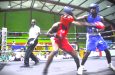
[24,38,38,66]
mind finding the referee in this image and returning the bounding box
[21,19,40,67]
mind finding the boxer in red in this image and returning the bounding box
[43,6,102,75]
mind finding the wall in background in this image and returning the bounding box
[0,10,86,48]
[0,10,60,32]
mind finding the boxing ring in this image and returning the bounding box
[0,29,115,75]
[0,57,115,75]
[0,29,115,60]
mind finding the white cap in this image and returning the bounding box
[31,19,36,22]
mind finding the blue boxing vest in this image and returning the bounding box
[86,15,108,51]
[87,15,101,34]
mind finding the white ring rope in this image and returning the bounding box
[6,30,115,40]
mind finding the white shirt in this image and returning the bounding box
[28,25,40,39]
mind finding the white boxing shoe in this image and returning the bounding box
[83,66,87,71]
[108,63,115,71]
[77,66,84,75]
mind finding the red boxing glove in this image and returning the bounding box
[95,22,105,29]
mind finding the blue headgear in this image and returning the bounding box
[63,6,73,15]
[89,3,99,13]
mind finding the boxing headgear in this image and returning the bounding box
[63,6,73,15]
[89,3,99,13]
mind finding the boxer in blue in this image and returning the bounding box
[76,3,115,74]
